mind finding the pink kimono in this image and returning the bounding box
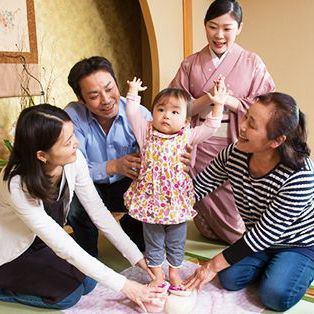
[170,43,275,244]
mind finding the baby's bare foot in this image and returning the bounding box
[149,278,165,287]
[169,267,183,286]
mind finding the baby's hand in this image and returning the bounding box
[205,76,228,117]
[213,76,228,106]
[127,77,147,95]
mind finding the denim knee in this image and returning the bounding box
[259,274,311,312]
[218,269,244,291]
[54,284,84,309]
[259,251,314,312]
[0,283,89,310]
[259,281,293,312]
[83,277,97,295]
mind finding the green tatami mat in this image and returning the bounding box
[0,303,59,314]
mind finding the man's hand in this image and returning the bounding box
[107,153,141,179]
[180,144,192,173]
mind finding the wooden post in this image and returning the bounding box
[183,0,193,58]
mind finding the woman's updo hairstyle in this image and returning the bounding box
[204,0,243,26]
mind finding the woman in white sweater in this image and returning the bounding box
[0,104,163,311]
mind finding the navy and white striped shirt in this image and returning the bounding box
[194,143,314,264]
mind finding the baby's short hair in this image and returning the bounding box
[152,88,192,118]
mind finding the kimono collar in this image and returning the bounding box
[208,46,229,68]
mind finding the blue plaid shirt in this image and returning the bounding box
[65,97,151,184]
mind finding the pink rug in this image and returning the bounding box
[64,261,264,313]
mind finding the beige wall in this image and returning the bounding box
[1,1,313,155]
[193,0,314,153]
[238,0,314,153]
[192,0,209,52]
[146,0,184,90]
[0,0,142,150]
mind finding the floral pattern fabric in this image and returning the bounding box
[124,124,197,224]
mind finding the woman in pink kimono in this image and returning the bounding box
[170,0,275,243]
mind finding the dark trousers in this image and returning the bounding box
[67,177,144,257]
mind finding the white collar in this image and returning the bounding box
[209,47,229,68]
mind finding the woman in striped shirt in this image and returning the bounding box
[185,92,314,311]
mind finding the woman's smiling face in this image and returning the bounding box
[205,13,242,57]
[237,102,275,154]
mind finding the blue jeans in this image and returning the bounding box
[0,277,97,310]
[218,251,314,312]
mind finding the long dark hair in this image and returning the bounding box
[257,92,310,170]
[3,104,71,202]
[204,0,242,26]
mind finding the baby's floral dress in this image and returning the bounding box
[124,123,197,225]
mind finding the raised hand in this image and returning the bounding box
[127,77,147,95]
[205,75,229,116]
[211,76,228,105]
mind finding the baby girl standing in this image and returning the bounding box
[124,77,227,292]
